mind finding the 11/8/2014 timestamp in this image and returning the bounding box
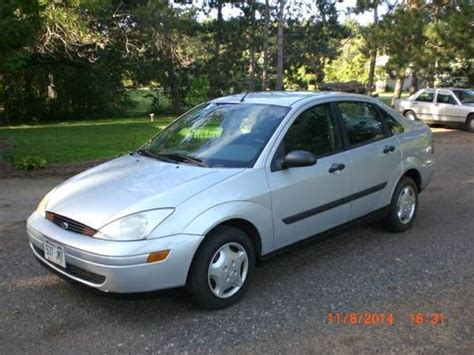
[327,312,445,326]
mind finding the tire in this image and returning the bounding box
[385,176,418,233]
[404,110,417,121]
[187,225,256,309]
[466,114,474,132]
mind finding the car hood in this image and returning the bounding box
[46,154,243,229]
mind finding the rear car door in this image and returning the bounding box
[266,103,352,250]
[334,101,403,220]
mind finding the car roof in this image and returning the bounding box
[210,91,339,107]
[422,88,469,92]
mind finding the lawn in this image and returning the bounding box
[376,91,410,106]
[0,91,411,166]
[0,117,174,164]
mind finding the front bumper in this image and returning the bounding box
[27,212,204,293]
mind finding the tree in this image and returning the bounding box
[261,0,270,90]
[375,6,428,105]
[275,0,285,90]
[0,0,40,124]
[324,22,369,83]
[283,1,348,89]
[353,0,383,95]
[425,1,474,87]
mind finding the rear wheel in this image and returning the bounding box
[385,176,418,233]
[466,114,474,132]
[187,225,256,309]
[404,110,417,121]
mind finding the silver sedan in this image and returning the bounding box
[27,92,436,309]
[394,88,474,131]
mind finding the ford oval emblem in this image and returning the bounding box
[61,221,69,230]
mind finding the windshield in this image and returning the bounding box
[142,103,290,168]
[452,89,474,104]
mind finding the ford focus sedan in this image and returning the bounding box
[27,92,436,309]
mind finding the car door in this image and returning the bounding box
[411,90,435,121]
[334,101,403,221]
[435,91,464,123]
[266,103,352,250]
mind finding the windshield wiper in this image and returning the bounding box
[157,153,208,167]
[136,148,176,163]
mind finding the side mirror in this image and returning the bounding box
[282,150,317,169]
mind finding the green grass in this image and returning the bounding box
[376,92,410,106]
[126,89,172,116]
[0,116,174,164]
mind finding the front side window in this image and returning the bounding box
[282,104,340,157]
[437,93,457,105]
[143,103,289,168]
[415,91,435,103]
[337,101,386,146]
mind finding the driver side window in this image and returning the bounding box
[282,104,341,157]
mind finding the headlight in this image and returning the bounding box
[93,209,174,241]
[36,189,56,217]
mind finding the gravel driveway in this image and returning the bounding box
[1,128,473,354]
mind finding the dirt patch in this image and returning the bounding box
[0,159,108,178]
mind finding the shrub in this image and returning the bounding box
[14,156,47,170]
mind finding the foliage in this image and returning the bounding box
[425,2,474,86]
[324,22,369,83]
[0,0,472,125]
[14,155,47,170]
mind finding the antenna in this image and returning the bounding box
[240,92,250,102]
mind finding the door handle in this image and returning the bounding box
[329,163,345,173]
[383,145,396,154]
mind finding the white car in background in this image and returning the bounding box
[394,88,474,132]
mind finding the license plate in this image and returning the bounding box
[44,239,66,268]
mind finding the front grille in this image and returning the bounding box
[33,244,106,285]
[46,212,97,236]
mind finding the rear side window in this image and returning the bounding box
[378,108,405,135]
[437,93,457,105]
[416,92,435,102]
[337,101,385,146]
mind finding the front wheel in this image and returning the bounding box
[404,110,417,121]
[385,176,418,233]
[187,225,256,309]
[466,114,474,132]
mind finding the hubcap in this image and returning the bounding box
[405,112,416,120]
[397,185,416,224]
[469,119,474,130]
[208,242,249,299]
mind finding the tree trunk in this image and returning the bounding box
[262,0,270,91]
[275,0,285,91]
[391,74,405,107]
[210,0,223,98]
[0,75,10,125]
[167,62,181,114]
[366,4,378,95]
[247,0,256,91]
[409,71,418,95]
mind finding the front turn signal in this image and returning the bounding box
[147,250,170,263]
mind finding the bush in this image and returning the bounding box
[14,156,47,170]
